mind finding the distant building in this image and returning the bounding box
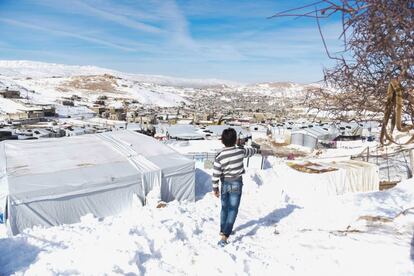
[0,89,20,99]
[91,106,107,116]
[4,105,56,122]
[104,107,126,121]
[60,99,74,106]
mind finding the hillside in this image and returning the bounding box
[0,60,316,115]
[0,61,195,108]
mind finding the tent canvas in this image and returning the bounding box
[276,160,379,200]
[166,125,205,140]
[0,130,195,235]
[206,125,251,137]
[291,131,318,150]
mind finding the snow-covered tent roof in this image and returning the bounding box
[126,123,143,132]
[205,125,251,138]
[55,105,95,119]
[167,125,205,140]
[303,126,338,142]
[0,130,195,235]
[333,122,363,137]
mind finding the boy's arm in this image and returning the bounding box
[243,147,260,158]
[212,158,222,196]
[247,142,274,156]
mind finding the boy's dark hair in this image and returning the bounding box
[221,128,237,147]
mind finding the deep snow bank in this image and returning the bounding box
[0,168,413,275]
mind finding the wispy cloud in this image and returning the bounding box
[0,18,137,52]
[179,0,288,19]
[155,0,198,50]
[19,0,194,49]
[29,0,162,34]
[69,0,162,34]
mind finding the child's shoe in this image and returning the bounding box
[217,239,228,247]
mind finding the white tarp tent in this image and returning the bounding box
[291,131,318,150]
[166,125,205,140]
[326,160,379,194]
[55,105,95,119]
[279,160,379,199]
[0,130,195,235]
[206,125,251,139]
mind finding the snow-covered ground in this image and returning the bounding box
[0,98,27,114]
[166,140,223,154]
[1,164,413,275]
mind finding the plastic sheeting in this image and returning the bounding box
[0,130,195,235]
[291,131,318,150]
[272,161,379,203]
[326,160,379,194]
[166,125,205,140]
[206,125,251,138]
[278,160,379,199]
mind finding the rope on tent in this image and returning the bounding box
[380,80,414,145]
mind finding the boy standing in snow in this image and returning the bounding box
[212,128,261,247]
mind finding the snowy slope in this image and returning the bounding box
[0,165,413,275]
[0,60,242,110]
[0,97,27,113]
[0,68,186,109]
[0,60,236,88]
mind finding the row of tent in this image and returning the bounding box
[272,121,380,150]
[155,124,252,141]
[273,121,379,136]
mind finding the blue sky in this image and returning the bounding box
[0,0,343,83]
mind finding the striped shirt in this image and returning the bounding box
[212,146,259,188]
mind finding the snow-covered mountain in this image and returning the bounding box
[0,60,316,113]
[0,61,201,108]
[0,60,236,88]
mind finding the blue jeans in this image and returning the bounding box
[220,179,243,237]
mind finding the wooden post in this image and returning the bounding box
[366,146,370,162]
[409,149,414,178]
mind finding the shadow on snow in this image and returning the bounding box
[232,204,300,243]
[195,168,213,201]
[0,237,40,275]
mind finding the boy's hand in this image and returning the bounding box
[213,187,220,198]
[260,149,274,156]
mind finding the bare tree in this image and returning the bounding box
[270,0,414,125]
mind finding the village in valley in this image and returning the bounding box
[0,67,314,138]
